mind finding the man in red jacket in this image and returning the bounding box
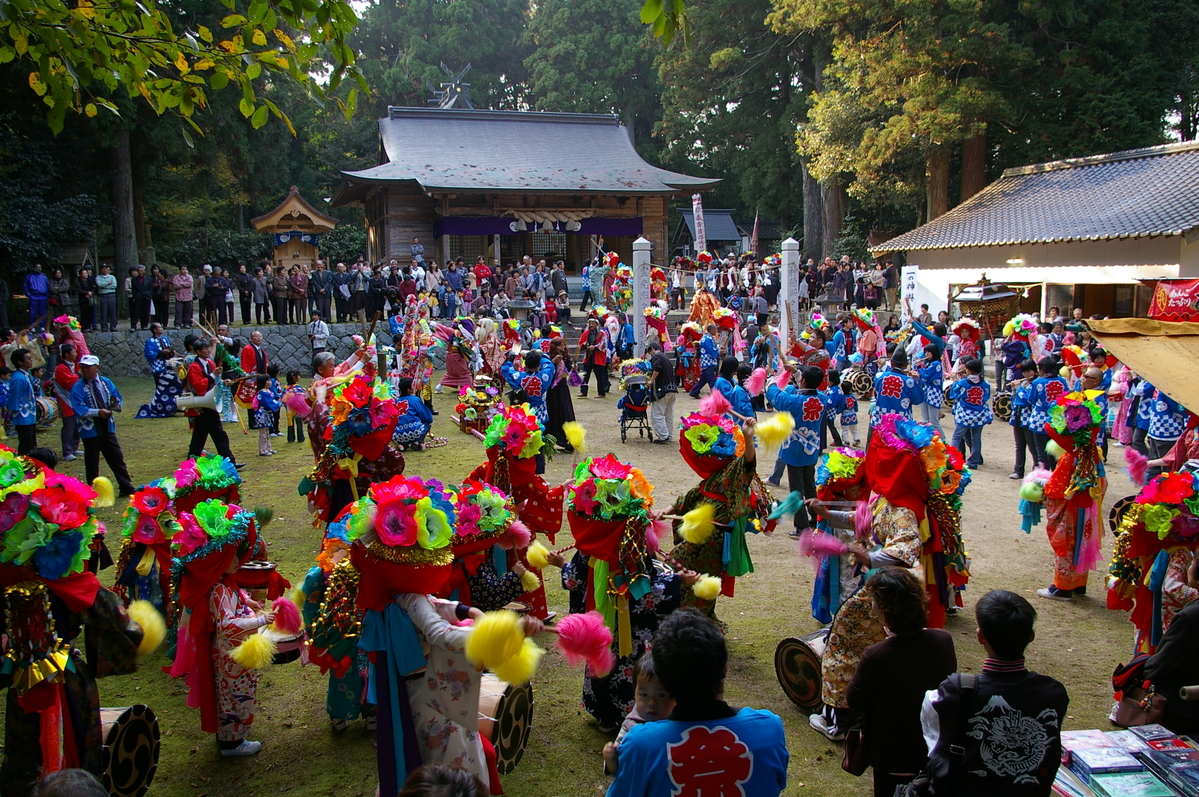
[187,338,242,467]
[236,329,269,406]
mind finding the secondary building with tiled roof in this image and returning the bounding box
[332,106,719,270]
[871,140,1199,318]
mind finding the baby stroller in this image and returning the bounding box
[618,375,653,443]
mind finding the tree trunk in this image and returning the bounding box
[238,204,245,234]
[959,132,987,203]
[802,159,822,258]
[926,148,950,221]
[111,128,137,315]
[131,137,149,261]
[821,177,845,259]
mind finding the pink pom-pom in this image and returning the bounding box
[498,518,532,550]
[555,611,615,676]
[647,518,670,554]
[854,498,873,542]
[746,368,768,398]
[699,391,732,417]
[1124,447,1149,487]
[271,596,302,635]
[774,368,791,390]
[798,528,848,563]
[284,391,312,418]
[1023,467,1053,485]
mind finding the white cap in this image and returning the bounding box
[80,355,100,366]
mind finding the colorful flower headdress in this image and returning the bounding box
[872,414,971,502]
[644,305,666,320]
[679,321,703,340]
[673,256,695,269]
[713,307,737,330]
[1129,471,1199,548]
[171,499,256,576]
[53,315,80,331]
[1048,391,1104,439]
[651,266,666,282]
[567,455,654,523]
[853,308,876,331]
[483,404,545,460]
[619,358,651,388]
[454,384,501,422]
[816,448,867,492]
[696,251,713,265]
[452,480,526,550]
[0,447,101,582]
[342,475,458,568]
[679,412,746,479]
[606,252,620,268]
[327,373,400,460]
[1003,313,1039,338]
[809,313,831,333]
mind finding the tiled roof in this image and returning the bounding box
[873,141,1199,252]
[334,107,719,204]
[679,209,742,242]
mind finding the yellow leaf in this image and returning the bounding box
[137,83,152,101]
[174,52,189,74]
[193,58,215,70]
[84,103,97,117]
[28,72,45,96]
[198,25,213,43]
[251,28,266,46]
[218,40,237,53]
[273,28,294,51]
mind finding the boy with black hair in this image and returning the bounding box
[947,358,992,468]
[607,608,788,796]
[901,590,1068,797]
[1008,359,1039,479]
[766,364,829,533]
[1028,358,1068,470]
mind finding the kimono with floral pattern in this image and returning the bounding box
[395,593,488,786]
[563,560,682,729]
[820,500,922,709]
[211,582,262,742]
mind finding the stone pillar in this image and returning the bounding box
[632,236,652,357]
[779,237,800,355]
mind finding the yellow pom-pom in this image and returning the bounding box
[126,600,166,656]
[230,632,277,670]
[562,421,586,453]
[465,610,524,670]
[680,503,717,545]
[756,412,795,452]
[526,540,551,571]
[492,637,543,685]
[520,568,540,593]
[1046,439,1066,460]
[1003,320,1016,337]
[92,477,115,509]
[693,575,722,601]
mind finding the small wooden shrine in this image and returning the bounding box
[251,186,339,271]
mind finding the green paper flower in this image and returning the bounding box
[1144,504,1182,539]
[193,500,231,539]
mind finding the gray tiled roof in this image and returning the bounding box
[336,107,720,201]
[873,140,1199,252]
[679,209,742,242]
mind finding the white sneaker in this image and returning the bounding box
[809,713,846,741]
[1108,701,1120,724]
[221,740,262,757]
[434,385,444,393]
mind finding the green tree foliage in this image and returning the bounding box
[319,223,367,265]
[524,0,661,144]
[352,0,530,113]
[656,0,808,227]
[0,0,366,135]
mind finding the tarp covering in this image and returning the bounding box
[1089,318,1199,411]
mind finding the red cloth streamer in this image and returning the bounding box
[555,610,616,677]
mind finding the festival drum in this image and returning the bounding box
[237,560,279,603]
[843,367,872,398]
[263,626,307,665]
[478,673,534,774]
[774,629,827,713]
[993,390,1013,422]
[35,396,58,428]
[100,705,161,797]
[942,386,955,409]
[1110,495,1138,534]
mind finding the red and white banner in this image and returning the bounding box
[691,193,707,255]
[750,210,760,258]
[1149,279,1199,321]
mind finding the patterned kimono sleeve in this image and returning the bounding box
[397,593,470,653]
[301,566,326,629]
[211,583,260,643]
[466,558,524,612]
[876,503,922,567]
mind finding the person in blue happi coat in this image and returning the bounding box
[766,365,829,531]
[70,354,136,495]
[6,348,38,454]
[947,358,993,468]
[689,323,721,398]
[870,348,924,428]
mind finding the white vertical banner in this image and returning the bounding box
[901,264,919,319]
[691,193,708,255]
[780,238,800,355]
[632,237,652,357]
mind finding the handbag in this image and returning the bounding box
[841,725,868,776]
[1111,655,1167,727]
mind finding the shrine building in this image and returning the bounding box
[330,106,720,271]
[251,185,339,273]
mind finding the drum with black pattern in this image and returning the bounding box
[100,705,160,797]
[992,390,1013,422]
[775,630,827,712]
[843,368,872,398]
[478,673,534,774]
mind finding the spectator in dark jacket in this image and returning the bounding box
[1145,552,1199,735]
[130,265,153,330]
